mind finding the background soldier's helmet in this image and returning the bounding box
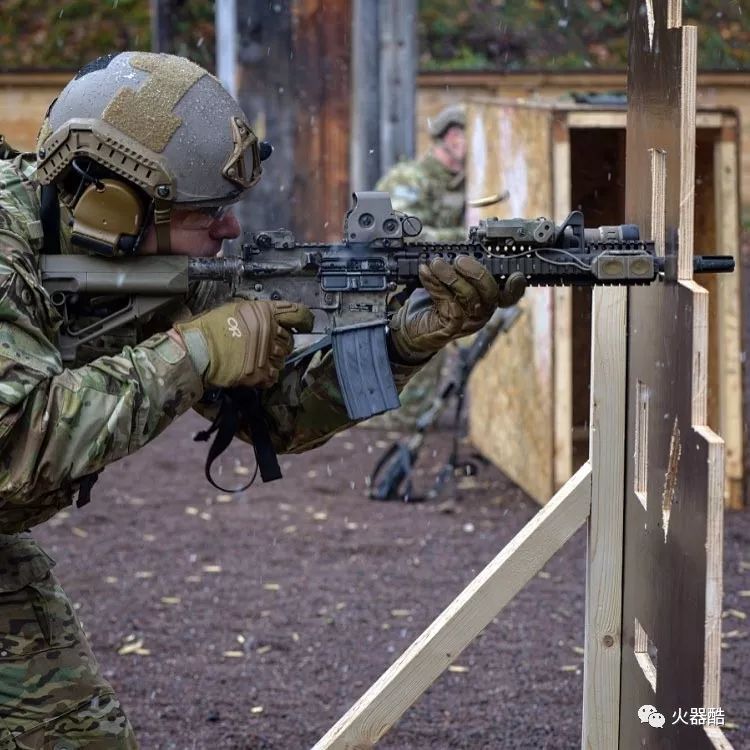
[35,51,262,254]
[427,104,466,139]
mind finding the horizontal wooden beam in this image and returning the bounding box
[418,70,750,89]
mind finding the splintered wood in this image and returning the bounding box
[619,1,731,747]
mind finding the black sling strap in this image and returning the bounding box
[39,184,61,255]
[76,472,100,508]
[194,387,282,492]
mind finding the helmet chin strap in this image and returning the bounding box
[153,197,172,253]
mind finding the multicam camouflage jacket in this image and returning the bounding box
[375,152,465,242]
[0,141,422,533]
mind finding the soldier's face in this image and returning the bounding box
[138,208,241,256]
[442,126,467,165]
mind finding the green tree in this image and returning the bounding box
[418,0,749,71]
[0,0,746,72]
[0,0,215,71]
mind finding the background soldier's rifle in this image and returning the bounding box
[368,305,521,503]
[40,192,735,488]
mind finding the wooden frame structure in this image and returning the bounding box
[312,2,733,748]
[464,103,743,509]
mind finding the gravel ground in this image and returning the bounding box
[28,413,749,750]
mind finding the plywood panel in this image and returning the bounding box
[0,79,66,151]
[418,72,750,219]
[466,100,556,503]
[714,132,744,509]
[620,2,731,747]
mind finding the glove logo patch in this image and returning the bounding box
[226,317,243,338]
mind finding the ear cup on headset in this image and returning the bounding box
[71,179,146,256]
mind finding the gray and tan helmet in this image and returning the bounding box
[35,51,263,254]
[427,104,466,139]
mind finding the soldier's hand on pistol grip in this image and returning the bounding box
[173,299,314,389]
[497,271,527,308]
[389,256,499,363]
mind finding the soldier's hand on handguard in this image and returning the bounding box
[172,299,314,389]
[389,255,506,364]
[497,271,527,308]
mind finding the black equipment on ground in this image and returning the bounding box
[368,306,522,502]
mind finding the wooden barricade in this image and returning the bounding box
[465,101,743,508]
[312,1,732,747]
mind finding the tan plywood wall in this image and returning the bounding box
[418,71,750,219]
[465,100,742,507]
[0,74,70,151]
[4,70,749,218]
[465,100,557,503]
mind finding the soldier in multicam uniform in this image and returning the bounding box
[0,54,503,747]
[371,105,524,430]
[376,104,468,243]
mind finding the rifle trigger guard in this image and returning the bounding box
[331,322,400,420]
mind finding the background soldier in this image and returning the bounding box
[376,103,467,243]
[0,53,502,747]
[371,105,524,430]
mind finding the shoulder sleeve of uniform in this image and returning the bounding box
[0,159,44,252]
[0,244,204,515]
[0,330,204,519]
[255,346,427,454]
[375,161,430,215]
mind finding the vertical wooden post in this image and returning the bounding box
[149,0,172,53]
[235,0,351,240]
[552,114,574,489]
[581,287,627,747]
[215,0,238,98]
[377,0,417,174]
[235,0,295,233]
[292,0,352,240]
[713,126,744,509]
[350,0,381,191]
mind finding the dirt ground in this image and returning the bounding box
[28,410,749,750]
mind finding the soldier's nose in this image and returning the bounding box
[210,211,241,240]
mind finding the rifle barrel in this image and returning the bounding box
[692,255,735,274]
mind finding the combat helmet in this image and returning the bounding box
[35,51,267,255]
[427,104,466,139]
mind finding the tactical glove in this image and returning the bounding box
[389,255,500,364]
[498,271,527,308]
[174,299,314,389]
